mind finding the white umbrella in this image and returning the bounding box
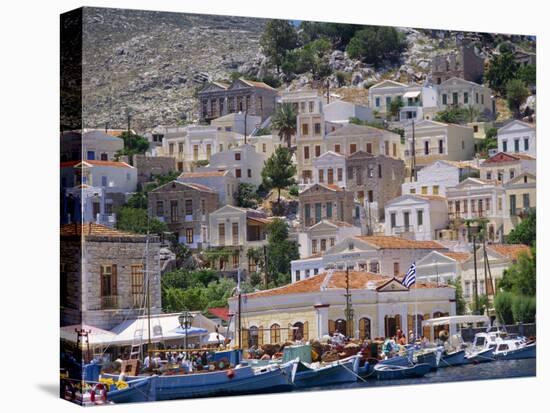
[202,332,225,345]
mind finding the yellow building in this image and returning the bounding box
[228,271,456,347]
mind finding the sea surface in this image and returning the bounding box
[298,359,536,392]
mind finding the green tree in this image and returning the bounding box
[260,19,298,73]
[116,131,150,160]
[449,277,467,315]
[511,295,536,323]
[499,248,536,296]
[485,52,519,95]
[506,79,530,118]
[271,102,297,148]
[116,207,167,235]
[506,208,536,246]
[494,291,515,325]
[261,146,296,207]
[477,127,498,155]
[517,64,536,86]
[346,26,406,66]
[388,96,404,120]
[265,219,299,287]
[126,192,148,209]
[434,106,472,124]
[235,183,261,208]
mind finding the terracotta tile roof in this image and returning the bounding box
[60,160,134,169]
[488,244,531,261]
[440,251,471,262]
[243,271,390,299]
[207,307,230,321]
[439,160,480,170]
[183,182,217,193]
[240,78,276,90]
[154,181,217,194]
[355,236,446,250]
[481,152,522,165]
[326,220,354,227]
[515,153,536,161]
[416,194,447,201]
[179,170,228,178]
[60,223,143,238]
[322,183,344,191]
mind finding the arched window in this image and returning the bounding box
[359,318,371,340]
[335,319,347,335]
[248,326,259,348]
[270,323,281,344]
[384,315,401,338]
[292,322,304,341]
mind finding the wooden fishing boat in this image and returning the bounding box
[106,377,157,404]
[293,355,360,388]
[466,347,494,363]
[103,359,298,401]
[438,350,468,367]
[374,363,431,380]
[414,348,441,370]
[378,354,412,367]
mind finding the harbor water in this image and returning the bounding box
[299,359,536,392]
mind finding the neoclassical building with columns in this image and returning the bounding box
[227,271,456,348]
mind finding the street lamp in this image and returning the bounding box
[179,311,194,353]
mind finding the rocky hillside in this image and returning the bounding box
[79,8,535,131]
[81,7,266,130]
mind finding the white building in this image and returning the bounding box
[311,151,347,188]
[296,219,362,263]
[385,194,449,241]
[436,77,495,118]
[199,144,267,187]
[210,112,262,135]
[61,130,124,162]
[402,159,480,196]
[497,120,536,157]
[479,152,536,184]
[291,235,447,283]
[323,100,373,124]
[178,169,237,206]
[416,250,471,285]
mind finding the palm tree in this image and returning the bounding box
[271,102,297,149]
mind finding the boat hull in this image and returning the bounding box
[415,351,440,370]
[107,377,156,404]
[378,355,412,367]
[439,350,468,367]
[494,343,536,360]
[293,356,359,388]
[105,362,296,401]
[374,363,431,380]
[466,348,495,364]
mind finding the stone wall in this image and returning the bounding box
[131,154,176,187]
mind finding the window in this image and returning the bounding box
[424,140,429,155]
[232,222,239,245]
[247,169,252,178]
[314,123,321,135]
[186,228,194,244]
[128,265,143,305]
[219,144,224,152]
[170,200,178,222]
[386,96,392,108]
[270,324,281,344]
[156,200,163,217]
[433,185,439,195]
[476,93,479,104]
[452,92,458,105]
[235,168,242,178]
[502,140,508,152]
[347,166,353,179]
[514,139,520,153]
[438,139,444,154]
[193,145,199,160]
[100,153,108,161]
[510,194,517,215]
[464,92,468,104]
[356,167,362,185]
[385,141,390,156]
[178,142,184,154]
[218,223,225,245]
[378,164,382,178]
[169,143,175,155]
[481,94,484,104]
[312,239,318,254]
[302,123,309,136]
[366,142,372,154]
[87,151,95,160]
[417,209,424,226]
[337,168,343,181]
[368,190,374,203]
[410,188,416,194]
[309,101,314,113]
[300,102,306,112]
[392,143,397,157]
[404,211,410,231]
[334,144,341,153]
[330,237,335,247]
[232,253,239,269]
[421,186,428,195]
[510,169,515,180]
[304,146,310,160]
[262,143,267,153]
[393,262,400,276]
[326,202,332,218]
[315,203,322,223]
[315,145,321,157]
[100,264,117,305]
[200,199,206,216]
[182,199,192,216]
[375,97,380,107]
[321,239,327,252]
[390,213,396,228]
[235,152,241,161]
[350,143,357,154]
[101,176,107,187]
[486,171,492,180]
[524,137,529,151]
[523,193,530,209]
[304,204,311,222]
[442,94,447,105]
[318,169,324,183]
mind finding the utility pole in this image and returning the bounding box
[263,245,269,289]
[410,119,417,182]
[470,224,479,315]
[325,78,330,104]
[344,265,354,338]
[244,109,248,145]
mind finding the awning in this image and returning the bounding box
[201,332,226,345]
[60,324,116,346]
[422,315,490,327]
[403,90,421,99]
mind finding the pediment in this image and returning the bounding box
[377,278,409,292]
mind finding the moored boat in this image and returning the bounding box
[374,363,431,380]
[106,377,157,404]
[493,341,536,360]
[378,354,412,367]
[414,348,441,370]
[466,347,494,363]
[438,350,468,367]
[293,355,360,388]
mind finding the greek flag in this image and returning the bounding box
[402,262,416,288]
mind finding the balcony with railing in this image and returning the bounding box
[389,225,416,238]
[404,147,446,158]
[101,295,119,309]
[95,213,116,227]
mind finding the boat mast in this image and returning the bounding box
[344,265,354,338]
[237,268,242,349]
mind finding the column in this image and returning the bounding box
[315,305,330,338]
[400,305,408,334]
